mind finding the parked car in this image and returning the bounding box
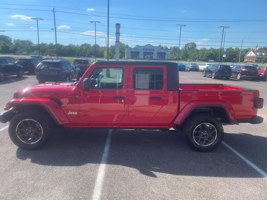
[230,64,258,80]
[185,63,199,71]
[0,56,24,81]
[199,63,211,71]
[257,66,267,81]
[35,58,80,83]
[202,64,232,79]
[16,57,39,74]
[177,62,185,71]
[73,58,92,78]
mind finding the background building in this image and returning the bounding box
[125,44,170,60]
[244,49,267,62]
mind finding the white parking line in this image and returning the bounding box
[92,129,112,200]
[222,141,267,178]
[0,125,8,132]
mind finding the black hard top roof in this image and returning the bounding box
[94,60,177,66]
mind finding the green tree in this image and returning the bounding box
[183,42,197,51]
[0,35,12,44]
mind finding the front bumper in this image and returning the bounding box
[0,107,16,123]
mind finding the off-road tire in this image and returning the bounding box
[183,114,224,152]
[9,111,52,150]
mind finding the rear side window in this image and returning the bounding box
[37,62,61,69]
[133,67,163,90]
[220,65,231,70]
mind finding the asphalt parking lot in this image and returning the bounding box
[0,72,266,200]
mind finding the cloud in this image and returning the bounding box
[58,25,71,30]
[11,14,33,21]
[80,30,105,36]
[6,23,15,26]
[87,8,95,11]
[195,38,209,45]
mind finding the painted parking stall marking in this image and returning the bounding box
[92,129,112,200]
[0,126,8,132]
[223,141,267,178]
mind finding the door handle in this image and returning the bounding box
[150,97,162,100]
[113,96,125,100]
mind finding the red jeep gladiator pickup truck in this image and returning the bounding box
[0,61,264,151]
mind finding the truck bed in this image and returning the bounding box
[179,83,248,91]
[178,83,259,122]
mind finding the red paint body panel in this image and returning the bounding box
[5,62,262,128]
[8,97,70,124]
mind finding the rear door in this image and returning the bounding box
[128,64,178,126]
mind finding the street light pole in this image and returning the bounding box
[91,21,100,61]
[238,40,243,63]
[107,0,110,60]
[176,24,186,61]
[53,8,58,57]
[218,26,229,62]
[31,17,43,56]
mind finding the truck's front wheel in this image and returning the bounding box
[183,114,224,152]
[9,111,52,149]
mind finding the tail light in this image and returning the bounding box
[254,97,264,108]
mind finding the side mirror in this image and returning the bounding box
[83,78,91,91]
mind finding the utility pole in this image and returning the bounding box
[53,8,58,57]
[238,40,243,63]
[31,17,43,56]
[176,24,186,61]
[218,26,229,62]
[107,0,110,60]
[91,21,100,61]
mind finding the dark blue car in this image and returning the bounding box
[35,58,80,83]
[177,62,185,71]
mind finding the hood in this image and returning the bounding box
[14,82,75,99]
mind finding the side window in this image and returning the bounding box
[89,67,123,89]
[133,67,163,90]
[7,57,15,64]
[0,59,7,64]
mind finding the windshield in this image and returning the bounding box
[37,62,61,69]
[244,66,257,70]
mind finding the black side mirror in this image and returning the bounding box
[83,78,91,91]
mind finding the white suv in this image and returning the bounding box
[199,63,211,71]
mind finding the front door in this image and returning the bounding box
[79,66,128,124]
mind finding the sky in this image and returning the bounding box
[0,0,267,50]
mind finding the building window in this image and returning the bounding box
[130,51,139,59]
[157,52,166,60]
[143,52,153,60]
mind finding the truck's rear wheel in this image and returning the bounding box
[9,111,52,149]
[183,114,224,152]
